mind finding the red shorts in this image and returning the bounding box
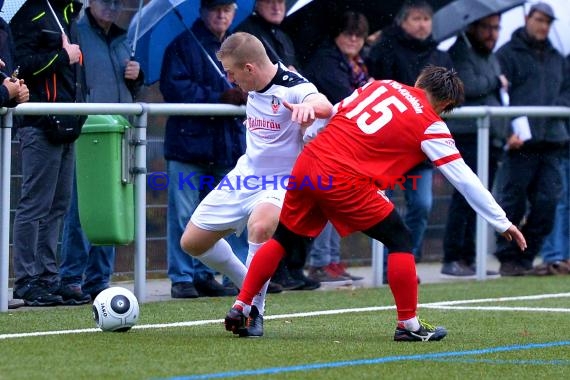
[280,151,395,237]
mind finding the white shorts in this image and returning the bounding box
[190,171,287,235]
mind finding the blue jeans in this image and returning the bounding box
[59,171,115,294]
[309,222,341,267]
[540,156,569,263]
[382,165,432,274]
[385,165,433,259]
[167,160,242,284]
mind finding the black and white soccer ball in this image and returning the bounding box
[92,287,139,332]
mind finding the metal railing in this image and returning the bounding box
[1,103,569,311]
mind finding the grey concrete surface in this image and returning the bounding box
[7,256,502,308]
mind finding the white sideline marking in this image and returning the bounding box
[1,292,569,340]
[424,306,570,313]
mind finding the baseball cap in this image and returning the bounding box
[528,2,556,20]
[201,0,236,9]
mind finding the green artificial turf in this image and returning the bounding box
[1,276,569,380]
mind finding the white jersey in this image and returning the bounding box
[234,64,319,179]
[191,64,320,233]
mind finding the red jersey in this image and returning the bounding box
[282,80,510,237]
[304,80,460,187]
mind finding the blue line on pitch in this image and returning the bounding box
[159,340,570,380]
[429,358,570,366]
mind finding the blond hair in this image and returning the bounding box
[216,32,269,67]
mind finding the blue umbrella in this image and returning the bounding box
[127,0,254,85]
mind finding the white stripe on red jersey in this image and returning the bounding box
[305,79,511,233]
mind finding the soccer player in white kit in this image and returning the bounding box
[180,32,333,337]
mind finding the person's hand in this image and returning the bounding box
[501,224,527,251]
[283,99,316,128]
[505,133,524,150]
[62,34,81,65]
[0,59,5,69]
[16,79,29,104]
[124,60,140,81]
[499,74,509,90]
[2,77,20,100]
[219,88,248,105]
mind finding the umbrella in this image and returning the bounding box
[432,0,526,42]
[127,0,254,85]
[282,0,454,66]
[0,0,26,22]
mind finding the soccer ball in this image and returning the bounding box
[92,287,139,332]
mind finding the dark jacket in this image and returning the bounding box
[159,19,245,165]
[233,13,298,69]
[366,25,452,170]
[447,34,505,139]
[0,16,16,107]
[10,0,85,127]
[366,25,453,85]
[303,39,365,104]
[497,27,569,146]
[77,8,143,103]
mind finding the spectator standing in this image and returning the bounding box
[0,10,28,109]
[440,13,507,277]
[58,0,144,302]
[224,65,526,341]
[11,0,86,306]
[234,0,298,71]
[159,0,247,298]
[181,32,333,337]
[532,52,570,276]
[1,5,30,310]
[366,0,453,264]
[494,2,570,275]
[302,11,370,285]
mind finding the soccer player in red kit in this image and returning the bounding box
[225,65,527,341]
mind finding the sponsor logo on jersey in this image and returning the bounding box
[247,117,281,131]
[271,95,280,114]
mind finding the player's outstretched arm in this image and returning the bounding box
[501,224,527,251]
[283,93,333,128]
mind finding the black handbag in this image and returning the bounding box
[42,0,87,145]
[43,114,87,144]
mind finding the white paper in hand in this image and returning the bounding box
[511,116,532,141]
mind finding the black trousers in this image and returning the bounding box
[493,147,563,268]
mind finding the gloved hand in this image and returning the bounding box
[219,87,248,105]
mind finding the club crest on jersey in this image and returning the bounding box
[271,96,280,114]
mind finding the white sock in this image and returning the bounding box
[197,239,247,288]
[233,301,251,317]
[401,317,420,331]
[248,242,269,315]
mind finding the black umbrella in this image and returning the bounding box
[282,0,454,66]
[432,0,526,42]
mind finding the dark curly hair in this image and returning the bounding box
[415,65,464,113]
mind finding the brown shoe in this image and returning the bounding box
[528,261,570,276]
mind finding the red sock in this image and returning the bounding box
[387,252,418,321]
[236,238,285,305]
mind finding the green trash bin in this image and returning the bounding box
[75,115,134,245]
